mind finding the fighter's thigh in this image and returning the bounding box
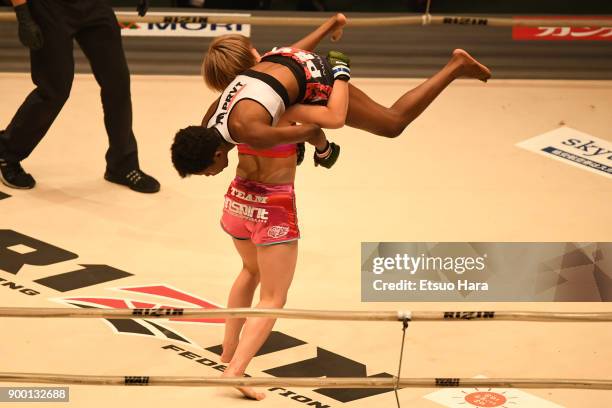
[256,242,298,298]
[346,83,398,135]
[233,238,259,275]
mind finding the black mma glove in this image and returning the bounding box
[14,3,43,51]
[137,0,149,17]
[296,142,305,166]
[314,141,340,169]
[327,51,350,82]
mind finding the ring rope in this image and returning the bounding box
[1,373,611,389]
[1,307,612,322]
[0,11,609,28]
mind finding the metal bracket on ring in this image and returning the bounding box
[394,317,410,407]
[396,310,413,321]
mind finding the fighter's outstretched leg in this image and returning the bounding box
[346,49,491,137]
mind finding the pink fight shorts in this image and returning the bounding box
[221,176,300,245]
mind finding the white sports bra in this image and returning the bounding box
[206,70,291,144]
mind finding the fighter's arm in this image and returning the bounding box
[290,13,347,51]
[240,121,327,150]
[280,79,349,129]
[206,96,327,150]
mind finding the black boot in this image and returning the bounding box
[0,157,35,189]
[104,168,160,194]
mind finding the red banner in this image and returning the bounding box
[513,16,612,41]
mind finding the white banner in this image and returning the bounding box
[119,12,251,38]
[517,126,612,179]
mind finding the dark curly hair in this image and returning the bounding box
[171,126,223,177]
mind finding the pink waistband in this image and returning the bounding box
[237,143,296,158]
[231,176,294,195]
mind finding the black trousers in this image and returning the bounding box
[1,0,138,173]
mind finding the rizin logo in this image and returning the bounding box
[267,225,289,239]
[55,284,224,346]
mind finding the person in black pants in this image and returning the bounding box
[0,0,159,193]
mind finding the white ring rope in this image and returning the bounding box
[2,308,610,392]
[1,307,612,322]
[0,11,609,28]
[1,373,611,390]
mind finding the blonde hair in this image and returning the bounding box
[202,34,257,92]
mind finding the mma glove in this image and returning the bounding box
[14,3,43,51]
[314,141,340,169]
[327,50,350,82]
[296,142,305,166]
[137,0,149,17]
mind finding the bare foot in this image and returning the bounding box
[235,385,266,401]
[222,369,266,401]
[220,341,238,363]
[331,13,347,42]
[451,49,492,82]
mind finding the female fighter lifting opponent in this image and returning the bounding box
[171,46,352,400]
[171,43,353,176]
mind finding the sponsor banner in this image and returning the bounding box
[424,376,563,408]
[513,17,612,41]
[517,126,612,179]
[361,242,612,302]
[120,12,250,37]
